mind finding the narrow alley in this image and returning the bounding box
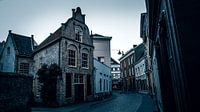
[32,91,158,112]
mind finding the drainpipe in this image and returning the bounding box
[58,40,61,67]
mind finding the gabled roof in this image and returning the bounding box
[135,43,145,62]
[34,27,62,53]
[10,32,35,57]
[0,41,5,54]
[111,58,119,65]
[91,34,112,40]
[34,7,89,53]
[118,48,134,61]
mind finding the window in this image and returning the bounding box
[138,67,140,75]
[132,67,134,75]
[75,26,83,42]
[106,80,108,90]
[129,68,131,76]
[82,53,88,68]
[0,63,3,70]
[100,78,102,91]
[68,49,76,66]
[124,61,126,67]
[7,47,10,55]
[98,57,105,64]
[75,32,82,41]
[19,63,29,74]
[74,74,83,83]
[104,79,105,91]
[128,58,130,65]
[131,56,133,64]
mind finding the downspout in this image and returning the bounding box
[58,39,61,67]
[16,55,18,73]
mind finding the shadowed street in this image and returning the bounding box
[32,91,157,112]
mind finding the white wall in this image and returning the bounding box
[94,59,111,94]
[93,38,111,67]
[111,64,120,79]
[135,58,146,79]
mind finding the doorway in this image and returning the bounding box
[74,84,84,103]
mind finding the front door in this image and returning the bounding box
[75,84,84,103]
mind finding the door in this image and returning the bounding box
[75,84,84,103]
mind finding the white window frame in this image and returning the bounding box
[68,49,76,67]
[82,53,89,68]
[19,63,29,74]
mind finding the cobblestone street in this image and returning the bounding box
[32,91,158,112]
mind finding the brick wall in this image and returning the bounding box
[0,72,33,112]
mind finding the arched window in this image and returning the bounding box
[68,45,77,67]
[75,25,83,42]
[82,48,89,68]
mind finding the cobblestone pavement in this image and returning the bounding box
[32,91,158,112]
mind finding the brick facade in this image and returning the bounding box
[119,48,136,92]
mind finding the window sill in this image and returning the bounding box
[82,67,89,69]
[68,65,77,68]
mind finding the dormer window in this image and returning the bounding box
[75,26,83,42]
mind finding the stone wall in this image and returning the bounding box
[0,72,33,112]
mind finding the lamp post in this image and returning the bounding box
[117,49,124,92]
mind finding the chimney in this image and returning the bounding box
[9,30,12,34]
[30,35,34,50]
[82,14,85,24]
[90,30,93,35]
[72,8,75,18]
[122,51,124,55]
[133,45,137,48]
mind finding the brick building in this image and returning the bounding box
[32,7,94,105]
[134,43,148,93]
[119,47,136,92]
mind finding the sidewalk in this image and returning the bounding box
[136,94,158,112]
[32,94,115,112]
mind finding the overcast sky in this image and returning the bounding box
[0,0,146,61]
